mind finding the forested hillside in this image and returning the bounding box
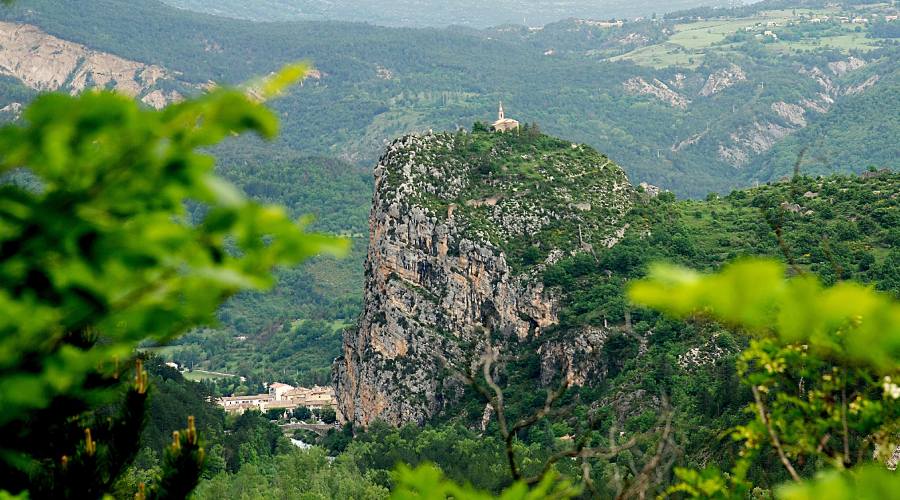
[0,0,895,402]
[1,0,896,197]
[200,142,900,495]
[159,0,746,28]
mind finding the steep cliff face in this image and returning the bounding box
[334,130,634,426]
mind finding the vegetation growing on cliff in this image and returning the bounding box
[2,0,897,392]
[179,125,895,497]
[377,127,633,274]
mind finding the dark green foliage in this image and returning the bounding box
[293,406,312,421]
[320,407,337,424]
[152,418,206,500]
[751,82,900,182]
[222,411,291,472]
[162,0,732,28]
[426,170,900,491]
[336,422,515,491]
[141,357,225,453]
[0,69,340,497]
[1,1,897,400]
[194,446,388,498]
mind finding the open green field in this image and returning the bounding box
[182,370,236,382]
[612,13,793,68]
[611,7,882,68]
[610,41,704,68]
[769,33,882,53]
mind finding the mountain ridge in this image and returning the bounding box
[1,0,896,198]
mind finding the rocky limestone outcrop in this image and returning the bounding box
[699,64,746,97]
[539,326,610,386]
[0,101,22,119]
[771,101,807,127]
[802,66,838,96]
[844,74,880,96]
[800,97,830,114]
[800,60,880,111]
[671,130,707,153]
[828,56,866,77]
[623,77,689,109]
[677,333,732,370]
[718,121,793,167]
[0,21,182,108]
[334,132,633,427]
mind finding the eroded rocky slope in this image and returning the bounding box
[0,21,184,108]
[334,130,634,426]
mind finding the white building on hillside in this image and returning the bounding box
[269,382,295,401]
[492,101,519,132]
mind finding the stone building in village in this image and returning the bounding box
[491,101,519,132]
[218,383,341,420]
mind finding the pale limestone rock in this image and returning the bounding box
[828,56,866,76]
[772,101,807,128]
[141,90,183,110]
[0,21,180,106]
[699,64,746,97]
[719,121,793,167]
[623,76,689,109]
[844,74,879,95]
[0,101,22,118]
[539,326,610,386]
[671,130,708,153]
[677,334,730,370]
[333,133,633,427]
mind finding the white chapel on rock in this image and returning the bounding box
[492,101,520,132]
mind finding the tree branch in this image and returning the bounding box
[751,385,801,482]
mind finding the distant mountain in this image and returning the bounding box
[3,0,895,198]
[0,20,190,109]
[0,0,896,382]
[159,0,753,28]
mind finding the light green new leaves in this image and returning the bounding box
[0,66,347,432]
[777,466,900,500]
[628,259,900,372]
[390,463,578,500]
[259,62,312,100]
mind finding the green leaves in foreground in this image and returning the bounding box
[629,259,900,498]
[390,464,578,500]
[0,65,346,496]
[777,465,900,500]
[628,259,900,372]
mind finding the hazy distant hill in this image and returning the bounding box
[159,0,752,28]
[1,0,894,392]
[1,0,896,197]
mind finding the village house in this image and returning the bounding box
[268,382,295,401]
[491,101,519,132]
[218,383,342,419]
[219,393,272,414]
[284,385,339,410]
[577,19,624,28]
